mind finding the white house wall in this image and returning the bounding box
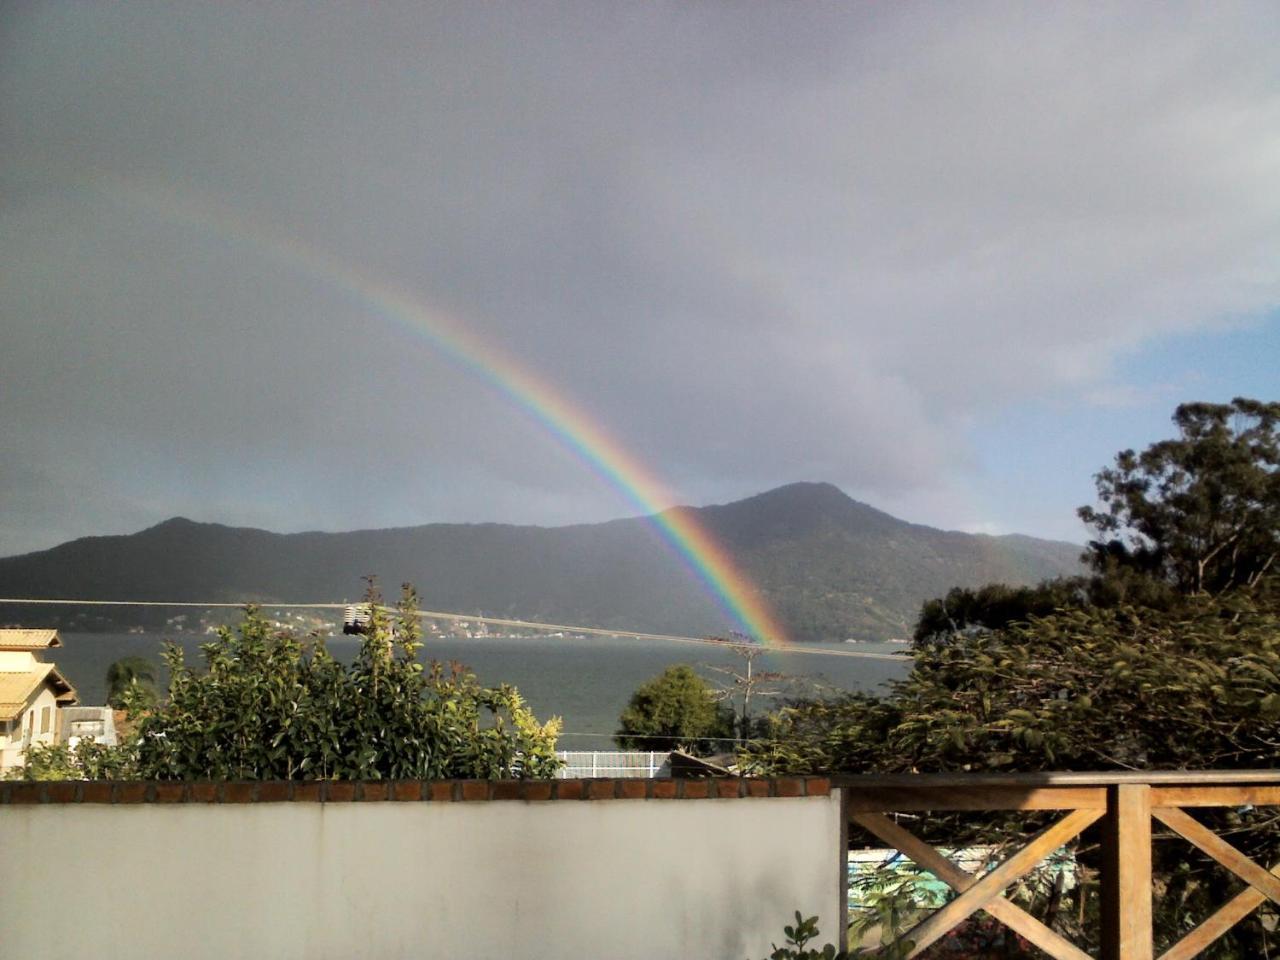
[0,686,60,773]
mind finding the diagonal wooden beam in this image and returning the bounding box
[1157,861,1280,960]
[852,812,1093,960]
[891,808,1104,958]
[1152,807,1280,906]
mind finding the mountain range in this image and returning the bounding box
[0,482,1082,642]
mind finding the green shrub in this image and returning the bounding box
[757,912,850,960]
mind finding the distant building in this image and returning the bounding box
[0,629,78,772]
[58,706,117,749]
[343,604,373,635]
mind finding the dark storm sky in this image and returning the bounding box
[2,2,1278,556]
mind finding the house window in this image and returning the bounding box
[40,706,51,735]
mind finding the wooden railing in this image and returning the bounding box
[836,771,1280,960]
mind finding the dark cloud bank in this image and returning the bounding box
[2,2,1278,556]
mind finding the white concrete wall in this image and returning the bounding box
[0,793,843,960]
[0,649,39,672]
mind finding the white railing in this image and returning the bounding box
[555,750,670,778]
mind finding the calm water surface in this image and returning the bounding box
[55,632,911,749]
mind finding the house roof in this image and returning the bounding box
[0,663,78,721]
[0,629,62,651]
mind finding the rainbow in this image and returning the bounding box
[104,178,791,645]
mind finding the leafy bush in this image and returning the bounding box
[847,859,934,955]
[7,736,137,781]
[758,912,849,960]
[132,583,561,780]
[744,585,1280,776]
[12,582,561,782]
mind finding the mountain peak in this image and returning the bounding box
[135,517,215,537]
[151,517,200,529]
[707,481,899,534]
[741,481,853,507]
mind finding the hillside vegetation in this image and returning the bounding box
[0,482,1080,642]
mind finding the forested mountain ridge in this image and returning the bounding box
[0,482,1081,641]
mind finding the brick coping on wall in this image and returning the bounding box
[0,776,831,805]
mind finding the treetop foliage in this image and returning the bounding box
[744,579,1280,777]
[1079,397,1280,595]
[615,664,736,754]
[912,578,1089,645]
[913,397,1278,645]
[105,655,159,710]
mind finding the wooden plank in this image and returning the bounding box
[834,770,1280,790]
[1152,807,1280,906]
[1102,784,1152,960]
[1157,861,1280,960]
[845,785,1107,812]
[852,813,1093,960]
[896,808,1103,958]
[1150,785,1280,808]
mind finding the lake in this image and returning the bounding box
[54,632,912,749]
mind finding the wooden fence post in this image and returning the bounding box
[1102,783,1152,960]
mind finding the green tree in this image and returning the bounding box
[615,664,736,754]
[912,578,1090,645]
[751,586,1280,777]
[128,581,561,780]
[1079,397,1280,595]
[105,655,159,709]
[912,397,1279,645]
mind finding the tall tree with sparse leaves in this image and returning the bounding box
[1079,397,1280,595]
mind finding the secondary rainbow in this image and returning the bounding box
[108,177,790,645]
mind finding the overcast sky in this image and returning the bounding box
[2,1,1278,558]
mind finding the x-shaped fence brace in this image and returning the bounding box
[853,808,1100,960]
[840,774,1280,960]
[1150,806,1280,960]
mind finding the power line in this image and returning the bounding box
[556,731,761,744]
[0,596,913,661]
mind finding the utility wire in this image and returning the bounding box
[0,596,913,661]
[555,731,762,744]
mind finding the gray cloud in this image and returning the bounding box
[2,1,1278,555]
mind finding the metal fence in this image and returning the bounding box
[555,751,670,778]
